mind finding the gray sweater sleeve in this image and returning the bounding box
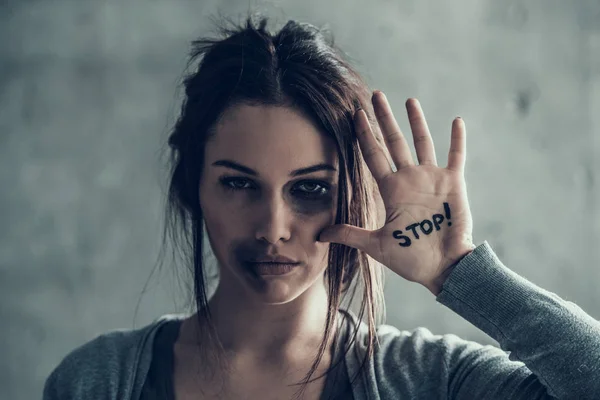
[433,240,600,399]
[42,324,157,400]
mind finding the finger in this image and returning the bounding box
[354,109,394,182]
[318,224,372,253]
[447,117,466,173]
[406,98,438,166]
[372,91,415,170]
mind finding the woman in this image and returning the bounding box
[43,15,600,400]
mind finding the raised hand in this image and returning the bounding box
[318,91,476,295]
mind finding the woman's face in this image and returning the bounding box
[199,103,340,304]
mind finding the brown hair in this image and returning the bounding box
[156,13,388,399]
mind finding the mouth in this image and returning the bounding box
[248,255,300,264]
[245,262,300,276]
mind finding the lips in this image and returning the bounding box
[247,262,299,275]
[248,255,300,264]
[243,253,301,276]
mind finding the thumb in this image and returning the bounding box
[318,224,372,252]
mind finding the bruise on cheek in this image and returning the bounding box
[293,195,335,216]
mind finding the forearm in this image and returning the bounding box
[436,241,600,398]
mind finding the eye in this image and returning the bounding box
[294,181,330,197]
[218,177,330,198]
[219,177,254,191]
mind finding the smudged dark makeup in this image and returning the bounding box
[217,175,336,214]
[218,176,332,198]
[212,159,338,214]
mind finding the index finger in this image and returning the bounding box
[372,91,415,170]
[354,109,394,182]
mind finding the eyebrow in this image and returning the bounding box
[212,159,337,177]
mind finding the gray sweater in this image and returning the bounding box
[42,241,600,399]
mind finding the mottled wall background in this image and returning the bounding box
[1,0,599,398]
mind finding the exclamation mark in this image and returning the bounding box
[444,202,452,226]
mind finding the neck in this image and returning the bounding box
[182,274,338,369]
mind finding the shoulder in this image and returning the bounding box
[373,324,505,367]
[345,309,508,367]
[345,313,512,397]
[43,314,184,400]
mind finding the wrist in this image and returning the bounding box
[426,245,476,296]
[426,263,457,296]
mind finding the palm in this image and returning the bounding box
[373,165,473,284]
[319,92,475,287]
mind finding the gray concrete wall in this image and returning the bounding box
[1,0,599,398]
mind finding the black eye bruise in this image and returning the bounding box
[292,185,328,198]
[293,193,334,214]
[219,177,332,201]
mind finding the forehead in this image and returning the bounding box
[206,104,339,176]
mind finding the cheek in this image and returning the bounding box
[293,195,336,216]
[200,195,238,257]
[203,191,337,238]
[294,198,337,245]
[202,213,230,260]
[294,198,336,268]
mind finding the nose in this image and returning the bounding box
[254,196,292,244]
